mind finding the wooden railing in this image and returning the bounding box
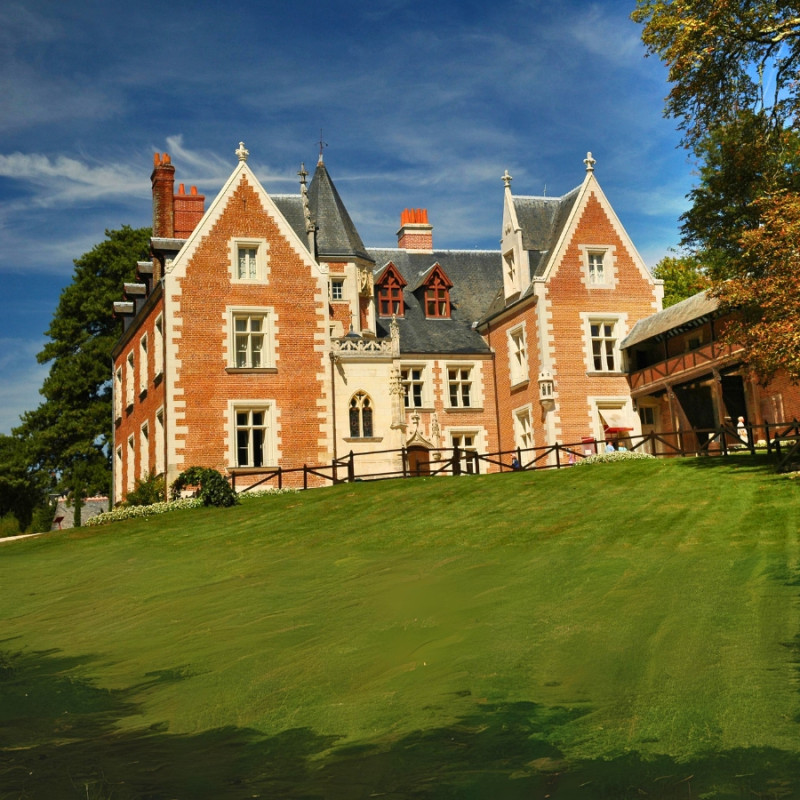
[628,341,743,392]
[230,419,800,492]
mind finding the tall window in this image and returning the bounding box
[401,366,424,408]
[114,368,123,420]
[140,423,149,478]
[451,432,478,472]
[349,392,373,438]
[236,408,268,467]
[588,252,605,285]
[425,274,450,318]
[155,408,164,475]
[127,436,135,491]
[126,353,135,408]
[154,314,164,377]
[590,320,618,371]
[115,447,123,504]
[139,334,148,395]
[514,407,533,450]
[508,326,528,385]
[238,246,258,280]
[234,315,265,368]
[378,273,404,317]
[448,367,473,408]
[330,278,344,301]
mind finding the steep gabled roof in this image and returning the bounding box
[308,161,373,263]
[513,187,580,277]
[368,248,501,354]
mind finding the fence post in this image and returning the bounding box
[402,447,408,478]
[473,451,480,475]
[303,465,308,490]
[332,458,338,484]
[765,421,772,455]
[453,446,461,476]
[348,451,355,483]
[277,466,282,489]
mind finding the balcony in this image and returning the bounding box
[628,340,742,395]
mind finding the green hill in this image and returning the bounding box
[2,457,799,799]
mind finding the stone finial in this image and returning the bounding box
[298,162,308,186]
[236,142,249,162]
[584,152,596,172]
[502,169,513,188]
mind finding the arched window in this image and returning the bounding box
[349,392,373,438]
[425,272,451,317]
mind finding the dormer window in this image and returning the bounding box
[417,263,453,319]
[375,263,407,317]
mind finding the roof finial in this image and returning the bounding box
[298,162,308,186]
[236,142,249,163]
[501,169,513,188]
[318,129,328,165]
[584,151,596,172]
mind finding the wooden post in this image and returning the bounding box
[555,443,561,469]
[303,465,308,490]
[453,446,461,476]
[348,451,355,483]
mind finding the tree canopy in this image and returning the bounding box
[15,226,151,504]
[652,252,711,307]
[634,0,800,382]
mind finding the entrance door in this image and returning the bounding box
[407,446,431,477]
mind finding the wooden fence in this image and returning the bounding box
[230,419,800,493]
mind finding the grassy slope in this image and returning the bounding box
[2,457,800,798]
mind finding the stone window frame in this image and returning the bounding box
[229,237,270,284]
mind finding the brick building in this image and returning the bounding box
[111,144,663,502]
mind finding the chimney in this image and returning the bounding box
[151,153,175,238]
[397,208,433,252]
[173,183,205,238]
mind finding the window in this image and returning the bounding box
[114,368,123,420]
[140,423,149,478]
[448,367,473,408]
[588,252,605,285]
[139,334,148,395]
[330,278,344,301]
[514,407,533,450]
[639,406,656,426]
[401,366,425,408]
[127,436,135,491]
[126,353,135,409]
[238,246,258,280]
[451,432,478,472]
[589,320,618,372]
[230,239,268,283]
[228,309,274,369]
[235,408,268,467]
[378,273,404,317]
[234,315,264,368]
[508,326,528,385]
[425,273,450,318]
[504,251,516,285]
[155,408,164,475]
[349,392,374,438]
[115,447,123,503]
[154,314,164,378]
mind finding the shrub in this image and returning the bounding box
[87,498,203,526]
[125,473,166,507]
[170,467,238,507]
[574,451,656,466]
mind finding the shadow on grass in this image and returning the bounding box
[2,647,800,799]
[671,452,782,475]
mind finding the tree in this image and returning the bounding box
[0,434,45,532]
[15,226,151,513]
[652,252,710,307]
[633,1,800,381]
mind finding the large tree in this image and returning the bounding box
[633,1,800,380]
[15,226,151,513]
[652,251,711,307]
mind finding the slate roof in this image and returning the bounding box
[308,161,374,263]
[514,187,580,277]
[367,248,502,354]
[272,194,307,242]
[621,290,720,349]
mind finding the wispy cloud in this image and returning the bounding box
[0,338,47,434]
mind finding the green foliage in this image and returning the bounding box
[30,500,57,534]
[14,226,151,499]
[125,472,166,507]
[170,466,238,507]
[0,434,45,531]
[87,497,203,526]
[0,513,22,538]
[633,3,800,380]
[652,252,710,307]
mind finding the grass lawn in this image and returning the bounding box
[2,456,800,798]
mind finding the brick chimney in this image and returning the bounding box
[397,208,433,251]
[173,183,205,238]
[151,153,175,238]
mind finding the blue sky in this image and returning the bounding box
[0,0,693,435]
